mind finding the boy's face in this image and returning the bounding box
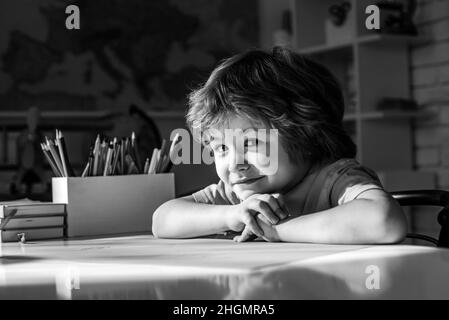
[207,115,310,200]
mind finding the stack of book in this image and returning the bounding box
[0,199,66,243]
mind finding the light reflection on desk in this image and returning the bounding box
[1,236,449,299]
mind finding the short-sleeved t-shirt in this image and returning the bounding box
[192,158,383,216]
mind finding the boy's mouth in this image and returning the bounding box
[231,176,265,185]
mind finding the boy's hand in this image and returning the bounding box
[226,193,289,240]
[233,214,281,242]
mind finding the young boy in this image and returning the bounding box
[152,47,407,244]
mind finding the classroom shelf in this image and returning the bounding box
[260,0,435,192]
[297,34,428,55]
[343,110,431,122]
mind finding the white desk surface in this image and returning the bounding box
[1,235,449,299]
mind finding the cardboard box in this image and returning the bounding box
[52,174,175,237]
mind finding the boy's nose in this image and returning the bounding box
[228,151,250,172]
[229,161,250,172]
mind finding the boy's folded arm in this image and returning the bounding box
[152,195,233,239]
[273,189,407,244]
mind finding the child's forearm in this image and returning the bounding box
[152,196,231,238]
[274,197,407,244]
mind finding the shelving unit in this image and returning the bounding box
[259,0,435,192]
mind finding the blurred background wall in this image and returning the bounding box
[411,0,449,190]
[409,0,449,239]
[0,0,258,197]
[0,0,258,112]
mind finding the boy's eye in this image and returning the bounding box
[244,138,259,148]
[213,144,228,154]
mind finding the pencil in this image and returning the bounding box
[154,149,162,174]
[46,138,65,177]
[87,147,94,176]
[98,140,107,176]
[81,162,90,177]
[103,143,113,176]
[57,130,75,176]
[124,138,130,156]
[131,131,142,173]
[41,143,62,177]
[92,135,100,176]
[143,158,150,174]
[120,139,125,175]
[164,137,182,173]
[111,141,120,175]
[125,154,138,174]
[162,133,181,173]
[154,139,167,173]
[148,148,159,174]
[56,130,68,177]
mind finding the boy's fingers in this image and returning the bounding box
[272,193,290,218]
[244,215,264,237]
[237,227,258,242]
[265,195,286,221]
[250,200,279,224]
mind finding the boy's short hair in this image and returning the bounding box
[186,46,356,164]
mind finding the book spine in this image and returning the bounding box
[0,227,64,242]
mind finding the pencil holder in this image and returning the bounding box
[52,174,175,237]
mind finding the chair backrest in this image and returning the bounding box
[390,190,449,248]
